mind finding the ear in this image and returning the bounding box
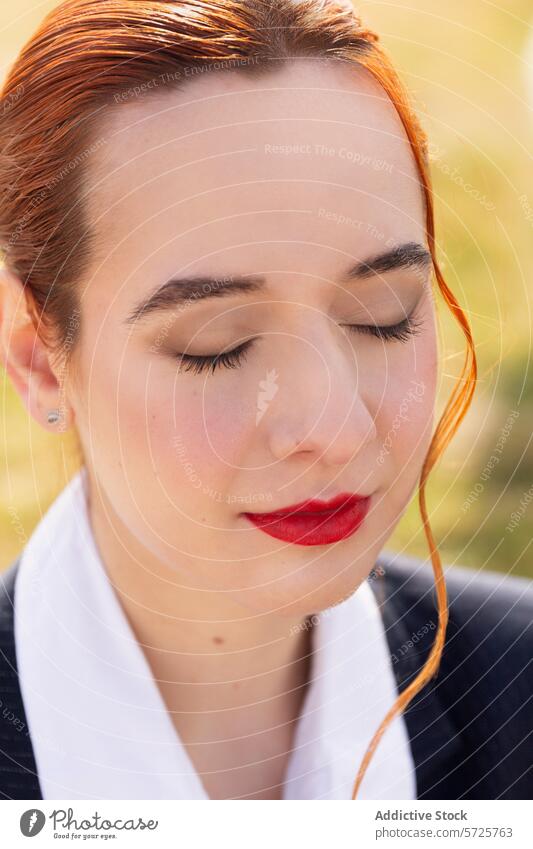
[0,264,75,432]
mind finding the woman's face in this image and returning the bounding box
[67,58,438,617]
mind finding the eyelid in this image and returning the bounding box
[175,339,255,375]
[173,304,424,376]
[343,312,424,342]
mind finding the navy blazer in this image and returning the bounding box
[1,550,532,800]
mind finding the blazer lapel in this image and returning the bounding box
[368,562,464,799]
[0,558,42,799]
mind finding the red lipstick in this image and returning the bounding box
[241,492,371,546]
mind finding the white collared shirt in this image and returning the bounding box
[14,468,417,800]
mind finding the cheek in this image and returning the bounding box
[75,317,255,510]
[77,347,152,483]
[144,372,254,500]
[375,332,438,492]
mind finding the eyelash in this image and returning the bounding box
[175,313,424,376]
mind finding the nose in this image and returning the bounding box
[265,335,377,466]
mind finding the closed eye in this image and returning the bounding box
[175,339,255,376]
[343,313,424,343]
[173,312,424,376]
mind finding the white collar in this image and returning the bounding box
[14,468,416,800]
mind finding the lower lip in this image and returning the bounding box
[241,495,371,546]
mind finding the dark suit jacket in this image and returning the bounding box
[1,550,532,800]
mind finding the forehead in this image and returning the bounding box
[85,59,425,285]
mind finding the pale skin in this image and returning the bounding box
[0,59,438,799]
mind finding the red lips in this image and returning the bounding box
[242,492,371,546]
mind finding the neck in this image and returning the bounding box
[85,473,315,753]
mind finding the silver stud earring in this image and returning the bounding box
[47,409,61,425]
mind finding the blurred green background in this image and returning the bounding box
[1,0,532,577]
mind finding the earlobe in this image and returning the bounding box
[0,265,74,433]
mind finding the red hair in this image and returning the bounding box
[0,0,477,799]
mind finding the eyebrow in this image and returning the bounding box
[123,241,432,325]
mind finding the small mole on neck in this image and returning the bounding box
[212,635,224,645]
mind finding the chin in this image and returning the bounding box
[230,557,375,620]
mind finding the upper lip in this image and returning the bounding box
[244,491,369,515]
